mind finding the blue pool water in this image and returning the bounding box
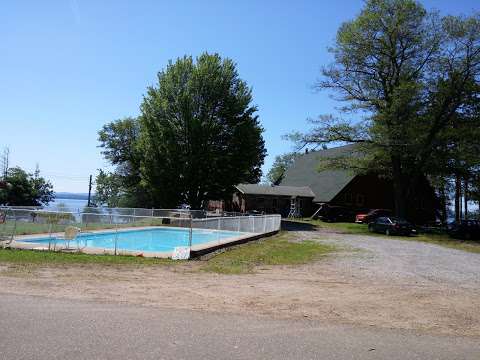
[21,228,245,253]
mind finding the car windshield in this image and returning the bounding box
[389,217,409,224]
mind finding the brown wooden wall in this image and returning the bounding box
[330,174,437,223]
[331,175,394,210]
[229,193,314,217]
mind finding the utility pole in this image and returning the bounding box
[87,174,93,207]
[0,147,9,179]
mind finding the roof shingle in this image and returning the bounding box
[235,184,315,198]
[281,144,360,202]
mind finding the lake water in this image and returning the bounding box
[46,198,89,212]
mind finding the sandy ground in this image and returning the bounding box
[1,224,479,338]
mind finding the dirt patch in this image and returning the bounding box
[1,229,479,338]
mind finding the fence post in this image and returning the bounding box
[48,218,53,251]
[85,212,89,231]
[237,217,241,232]
[53,212,59,251]
[263,215,267,234]
[188,215,193,249]
[12,212,17,244]
[114,221,118,256]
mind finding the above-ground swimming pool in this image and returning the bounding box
[18,227,248,253]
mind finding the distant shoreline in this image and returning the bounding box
[54,192,95,201]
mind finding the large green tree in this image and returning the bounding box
[0,166,54,206]
[291,0,480,219]
[94,169,124,208]
[97,117,148,207]
[98,53,266,209]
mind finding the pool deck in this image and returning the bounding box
[10,226,268,259]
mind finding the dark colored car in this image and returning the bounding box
[447,220,480,240]
[368,216,416,236]
[356,209,393,224]
[318,205,356,222]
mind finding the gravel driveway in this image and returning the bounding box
[310,231,480,290]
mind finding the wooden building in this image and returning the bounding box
[209,144,437,223]
[226,184,315,217]
[280,144,438,223]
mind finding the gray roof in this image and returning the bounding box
[281,144,361,203]
[235,184,315,198]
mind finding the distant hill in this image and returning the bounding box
[55,192,94,200]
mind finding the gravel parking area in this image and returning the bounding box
[315,231,480,290]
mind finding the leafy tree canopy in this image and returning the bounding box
[289,0,480,218]
[0,166,54,206]
[98,53,266,209]
[265,153,299,185]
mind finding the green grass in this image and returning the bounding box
[292,218,480,254]
[0,232,336,274]
[408,233,480,254]
[201,232,337,274]
[0,248,175,266]
[309,220,373,235]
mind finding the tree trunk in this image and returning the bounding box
[392,157,407,218]
[186,185,208,210]
[455,174,462,222]
[464,178,468,220]
[439,182,447,225]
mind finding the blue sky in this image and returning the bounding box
[1,0,478,193]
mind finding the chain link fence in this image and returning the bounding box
[4,205,251,219]
[192,215,281,233]
[0,207,281,257]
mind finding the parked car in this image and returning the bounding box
[356,209,392,223]
[368,216,416,236]
[447,220,480,240]
[318,205,356,222]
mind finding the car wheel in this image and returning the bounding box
[386,229,391,236]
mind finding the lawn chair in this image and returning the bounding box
[57,226,82,251]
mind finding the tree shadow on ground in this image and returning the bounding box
[281,220,317,232]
